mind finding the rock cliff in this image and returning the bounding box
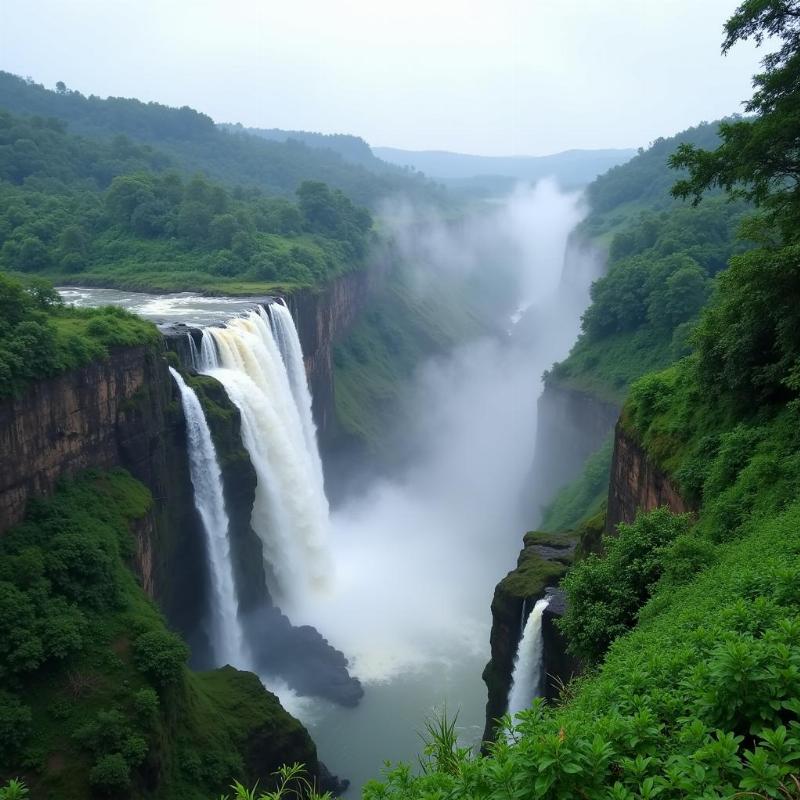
[605,421,691,533]
[526,380,619,524]
[288,266,380,448]
[482,532,576,744]
[0,344,208,620]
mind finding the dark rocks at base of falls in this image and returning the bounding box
[243,604,364,708]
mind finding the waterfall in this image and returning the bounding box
[507,596,550,717]
[169,367,246,667]
[186,332,200,370]
[268,302,325,498]
[198,305,330,605]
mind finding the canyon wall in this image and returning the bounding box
[526,380,619,524]
[0,343,211,626]
[605,421,691,533]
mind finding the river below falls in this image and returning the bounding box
[301,655,487,794]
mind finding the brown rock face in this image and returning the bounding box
[0,345,167,533]
[0,345,207,618]
[288,266,380,448]
[605,421,690,533]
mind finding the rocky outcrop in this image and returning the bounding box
[482,532,576,744]
[605,422,691,533]
[541,588,581,701]
[526,380,619,525]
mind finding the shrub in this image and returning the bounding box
[0,692,32,762]
[133,630,189,686]
[559,508,693,662]
[89,753,131,793]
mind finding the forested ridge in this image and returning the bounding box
[0,108,373,294]
[0,71,440,207]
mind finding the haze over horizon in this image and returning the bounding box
[1,0,763,156]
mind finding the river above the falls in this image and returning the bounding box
[58,285,266,326]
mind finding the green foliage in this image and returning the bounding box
[559,508,693,662]
[0,71,441,208]
[220,763,332,800]
[0,270,158,399]
[551,197,748,402]
[89,753,131,793]
[692,244,800,408]
[0,109,374,295]
[133,629,189,687]
[0,472,310,798]
[0,779,28,800]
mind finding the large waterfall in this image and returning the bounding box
[198,305,330,606]
[169,367,246,667]
[507,596,550,717]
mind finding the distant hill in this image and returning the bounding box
[372,146,637,189]
[220,124,380,167]
[0,72,441,207]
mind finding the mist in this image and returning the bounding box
[288,180,599,691]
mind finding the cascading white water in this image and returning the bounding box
[169,367,246,667]
[186,332,200,370]
[198,306,330,605]
[507,596,550,717]
[268,302,326,498]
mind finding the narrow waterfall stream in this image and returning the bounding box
[507,596,550,718]
[169,366,247,668]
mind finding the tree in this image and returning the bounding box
[671,1,800,240]
[669,1,800,405]
[133,630,188,686]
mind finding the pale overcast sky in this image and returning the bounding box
[1,0,763,156]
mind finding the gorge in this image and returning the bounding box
[4,12,798,792]
[0,179,602,795]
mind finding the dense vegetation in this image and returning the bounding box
[0,471,311,799]
[0,71,440,208]
[550,165,750,405]
[0,271,158,398]
[363,2,800,798]
[0,109,373,293]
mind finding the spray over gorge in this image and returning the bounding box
[292,181,599,788]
